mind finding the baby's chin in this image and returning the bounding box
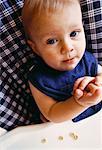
[49,61,79,71]
[61,64,78,71]
[55,66,77,72]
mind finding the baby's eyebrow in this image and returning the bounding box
[40,29,61,37]
[69,24,82,29]
[43,32,59,37]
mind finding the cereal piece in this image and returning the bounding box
[41,138,47,143]
[69,132,78,140]
[58,136,64,141]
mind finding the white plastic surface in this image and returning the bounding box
[0,128,7,136]
[0,111,102,150]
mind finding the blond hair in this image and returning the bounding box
[22,0,80,38]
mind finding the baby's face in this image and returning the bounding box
[29,2,86,71]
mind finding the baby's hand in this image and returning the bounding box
[73,76,102,107]
[73,76,95,100]
[74,83,102,107]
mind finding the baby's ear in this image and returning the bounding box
[27,40,39,55]
[27,40,35,50]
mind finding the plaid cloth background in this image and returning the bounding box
[0,0,102,131]
[81,0,102,64]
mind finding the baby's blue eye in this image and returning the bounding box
[70,31,79,37]
[46,39,58,45]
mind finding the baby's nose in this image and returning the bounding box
[61,39,74,54]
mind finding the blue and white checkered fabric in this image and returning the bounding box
[0,0,102,131]
[80,0,102,64]
[0,0,41,131]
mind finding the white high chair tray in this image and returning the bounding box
[0,111,102,150]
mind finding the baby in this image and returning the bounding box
[22,0,102,123]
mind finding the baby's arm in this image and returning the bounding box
[29,82,87,123]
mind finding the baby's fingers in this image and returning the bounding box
[78,77,95,91]
[74,76,95,91]
[87,83,98,94]
[74,89,83,100]
[73,77,85,91]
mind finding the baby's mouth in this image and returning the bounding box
[62,56,78,66]
[63,57,76,62]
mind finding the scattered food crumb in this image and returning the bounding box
[58,136,64,141]
[41,138,47,143]
[40,132,78,144]
[69,132,78,140]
